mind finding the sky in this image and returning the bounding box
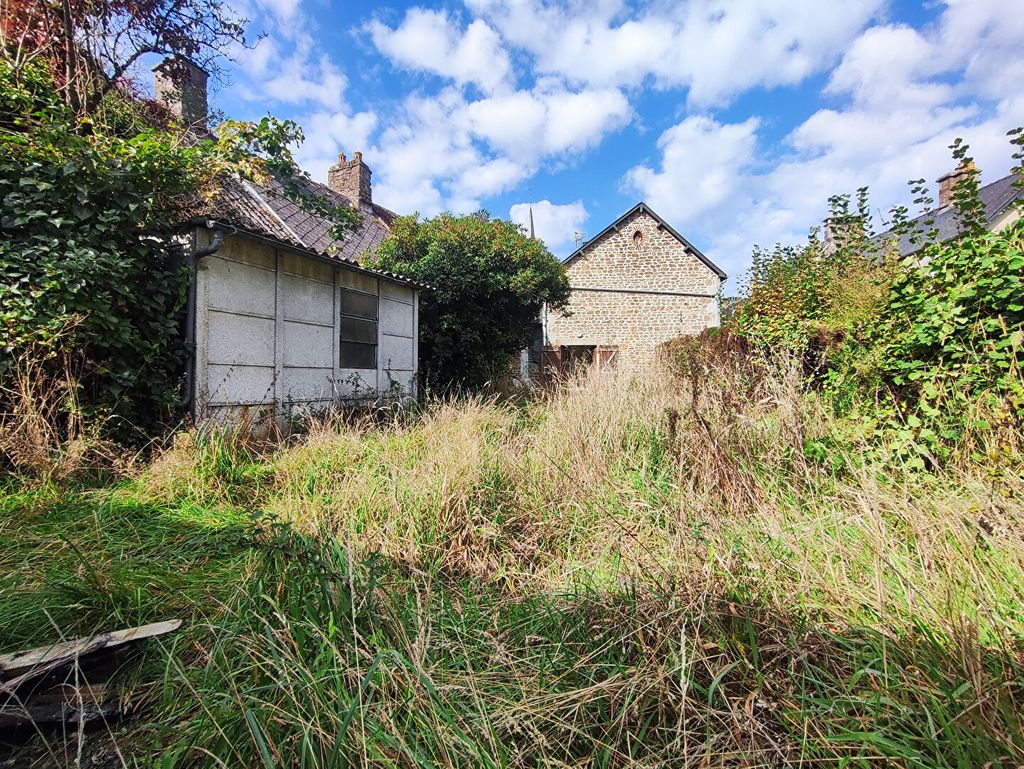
[198,0,1024,287]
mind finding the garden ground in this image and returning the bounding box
[2,363,1023,767]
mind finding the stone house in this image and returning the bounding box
[156,57,422,422]
[539,202,725,374]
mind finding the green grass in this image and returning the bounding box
[2,371,1023,766]
[0,485,255,650]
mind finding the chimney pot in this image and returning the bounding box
[328,150,373,206]
[153,55,208,129]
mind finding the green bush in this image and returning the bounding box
[735,190,896,349]
[368,211,571,390]
[1,71,201,433]
[728,137,1024,462]
[867,218,1023,449]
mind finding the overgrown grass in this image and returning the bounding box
[2,364,1023,766]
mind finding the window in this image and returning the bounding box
[339,287,377,369]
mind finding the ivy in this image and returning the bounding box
[0,58,356,439]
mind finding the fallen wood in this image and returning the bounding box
[0,682,125,729]
[0,619,182,739]
[0,619,182,691]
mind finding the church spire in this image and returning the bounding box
[528,203,535,239]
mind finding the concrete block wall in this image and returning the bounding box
[193,231,417,420]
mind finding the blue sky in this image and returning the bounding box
[200,0,1024,287]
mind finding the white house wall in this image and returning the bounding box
[378,280,417,392]
[193,231,418,420]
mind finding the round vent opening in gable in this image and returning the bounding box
[632,230,643,245]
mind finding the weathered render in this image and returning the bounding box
[543,203,725,371]
[190,228,418,422]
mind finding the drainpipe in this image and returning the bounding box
[179,221,225,411]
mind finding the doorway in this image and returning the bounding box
[540,344,619,384]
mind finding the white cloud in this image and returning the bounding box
[293,109,379,182]
[462,84,632,157]
[361,6,631,213]
[229,23,378,184]
[625,116,759,224]
[253,0,301,21]
[361,81,630,216]
[825,25,953,110]
[509,199,589,253]
[624,0,1024,285]
[542,87,633,154]
[225,0,1024,286]
[368,8,512,94]
[457,157,530,198]
[261,52,349,109]
[468,0,884,106]
[462,91,548,153]
[233,28,352,111]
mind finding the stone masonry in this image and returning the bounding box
[545,205,723,370]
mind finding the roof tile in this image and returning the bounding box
[881,172,1023,257]
[201,174,421,287]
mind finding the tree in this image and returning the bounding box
[1,0,249,121]
[367,212,571,390]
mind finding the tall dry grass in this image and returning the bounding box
[14,354,1020,766]
[139,356,1024,631]
[0,340,124,480]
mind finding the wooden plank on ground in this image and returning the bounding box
[0,619,183,687]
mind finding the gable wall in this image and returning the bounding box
[547,209,721,368]
[992,207,1022,234]
[193,231,417,422]
[564,209,720,294]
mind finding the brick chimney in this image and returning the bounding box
[328,151,372,205]
[153,56,208,128]
[936,160,977,208]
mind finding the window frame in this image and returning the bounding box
[338,285,379,370]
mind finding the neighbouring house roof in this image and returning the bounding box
[564,202,727,280]
[194,172,424,288]
[881,172,1023,257]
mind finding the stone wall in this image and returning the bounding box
[546,208,721,369]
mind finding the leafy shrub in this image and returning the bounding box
[735,190,897,350]
[867,218,1023,453]
[1,80,200,434]
[726,135,1024,463]
[368,211,571,390]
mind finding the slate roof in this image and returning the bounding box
[198,172,419,286]
[881,172,1023,257]
[564,202,727,280]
